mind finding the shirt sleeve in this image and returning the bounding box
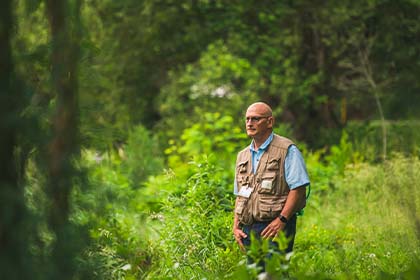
[233,178,238,195]
[285,145,310,189]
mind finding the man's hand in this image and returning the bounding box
[261,217,286,239]
[233,228,248,251]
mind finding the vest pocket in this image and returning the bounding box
[235,198,246,215]
[237,160,249,173]
[267,158,280,170]
[237,175,249,188]
[256,195,283,221]
[236,197,253,225]
[258,172,276,194]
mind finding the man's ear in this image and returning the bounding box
[268,116,274,128]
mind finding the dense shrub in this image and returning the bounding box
[144,157,242,279]
[71,150,151,279]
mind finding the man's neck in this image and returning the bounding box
[252,132,272,150]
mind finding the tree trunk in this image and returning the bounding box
[358,46,387,160]
[0,0,27,278]
[45,0,81,277]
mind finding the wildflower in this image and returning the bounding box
[285,251,294,261]
[257,272,269,280]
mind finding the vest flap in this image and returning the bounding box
[238,159,248,166]
[237,159,249,173]
[267,158,280,170]
[261,172,276,180]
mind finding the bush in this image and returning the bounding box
[71,150,151,279]
[123,125,164,188]
[143,157,243,279]
[164,112,248,170]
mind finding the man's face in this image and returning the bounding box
[245,105,273,139]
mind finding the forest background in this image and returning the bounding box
[1,0,420,279]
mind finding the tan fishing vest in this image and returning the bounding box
[235,134,302,225]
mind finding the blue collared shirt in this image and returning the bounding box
[250,133,274,174]
[234,133,310,195]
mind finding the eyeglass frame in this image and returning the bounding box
[245,116,272,123]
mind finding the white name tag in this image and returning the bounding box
[261,180,272,190]
[238,185,252,198]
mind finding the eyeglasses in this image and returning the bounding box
[245,116,270,123]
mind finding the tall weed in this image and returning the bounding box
[292,155,420,279]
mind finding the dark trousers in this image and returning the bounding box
[241,215,297,270]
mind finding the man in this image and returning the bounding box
[232,102,310,265]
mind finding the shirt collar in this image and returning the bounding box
[250,133,274,152]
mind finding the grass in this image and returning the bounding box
[291,155,420,279]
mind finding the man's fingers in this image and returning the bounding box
[261,226,271,237]
[261,220,282,238]
[261,227,278,239]
[236,238,245,251]
[233,229,248,251]
[262,231,271,239]
[234,235,246,251]
[234,229,247,239]
[261,227,268,236]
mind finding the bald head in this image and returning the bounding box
[246,102,272,117]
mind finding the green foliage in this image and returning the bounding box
[70,151,151,279]
[140,109,248,220]
[346,120,420,161]
[231,233,294,279]
[326,131,363,174]
[165,112,248,169]
[144,158,242,279]
[157,41,259,144]
[13,0,420,149]
[292,155,420,279]
[123,125,164,188]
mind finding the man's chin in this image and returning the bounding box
[246,131,256,137]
